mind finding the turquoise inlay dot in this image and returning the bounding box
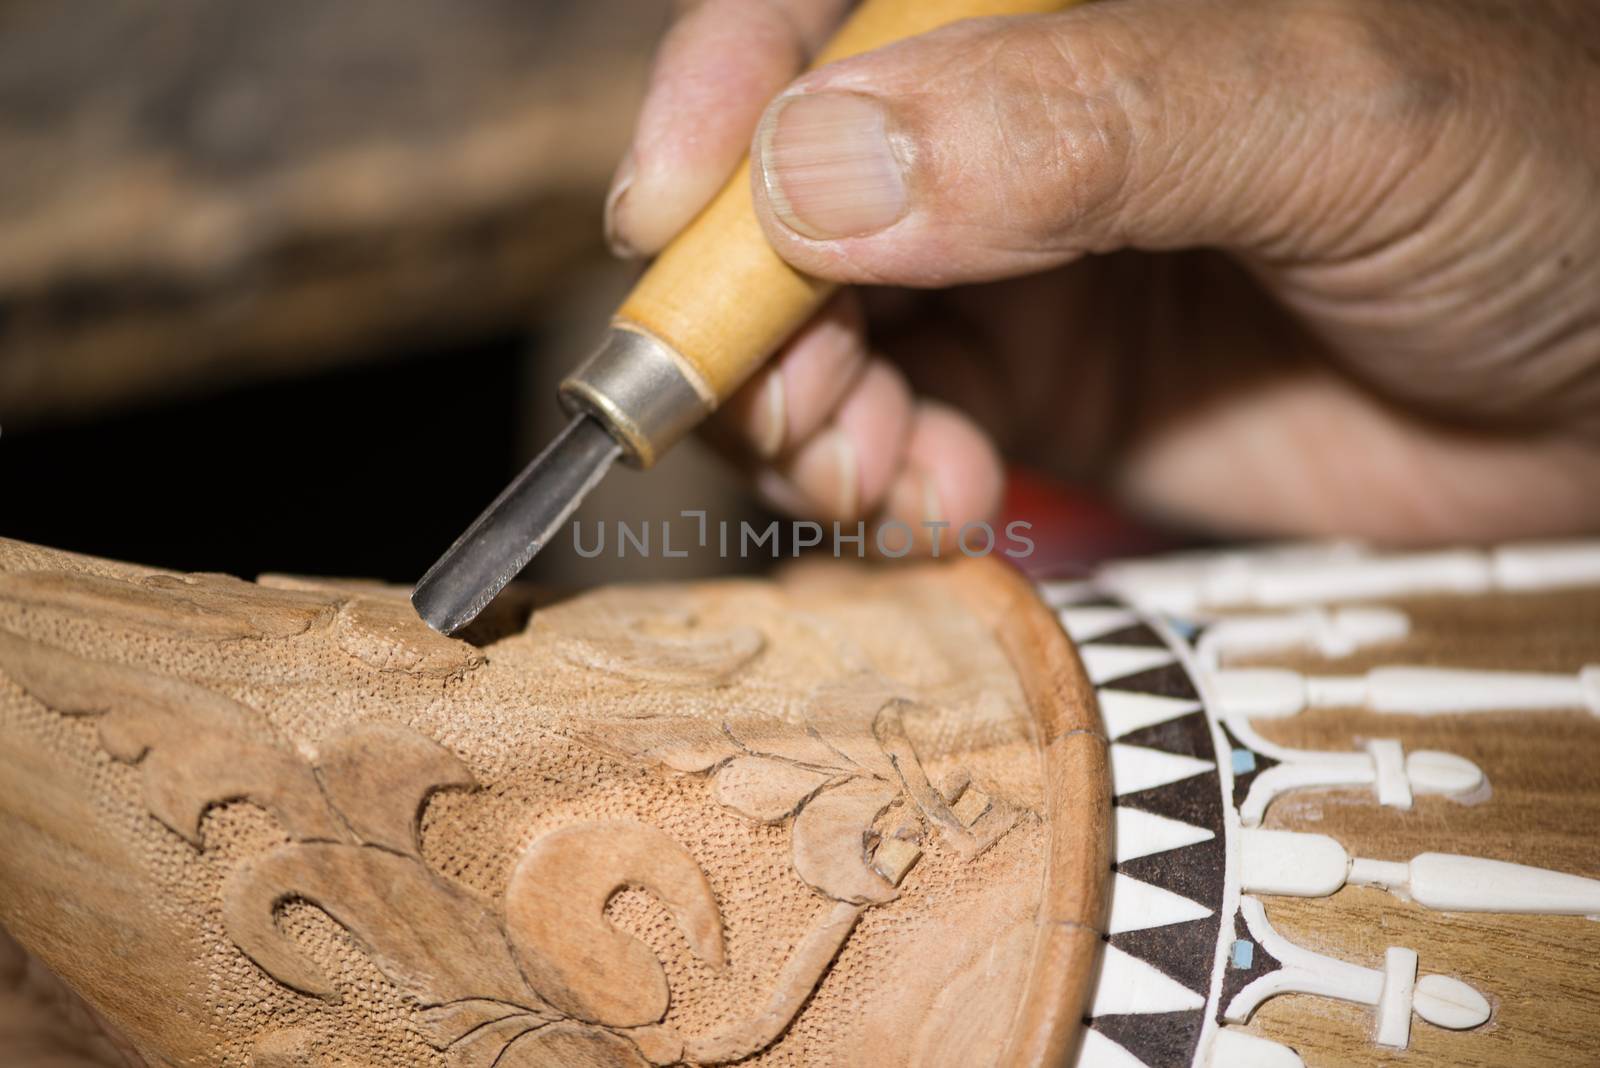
[1231,748,1257,775]
[1231,939,1255,970]
[1165,615,1200,639]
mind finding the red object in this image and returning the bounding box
[998,466,1186,580]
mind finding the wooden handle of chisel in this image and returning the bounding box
[614,0,1077,406]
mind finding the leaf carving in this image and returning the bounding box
[874,701,1019,860]
[493,1022,650,1068]
[333,596,484,679]
[0,629,344,844]
[504,821,725,1028]
[441,1015,549,1068]
[313,724,476,857]
[549,595,764,687]
[0,569,337,640]
[790,779,901,904]
[713,757,830,823]
[418,1001,558,1055]
[683,900,865,1065]
[223,842,535,1006]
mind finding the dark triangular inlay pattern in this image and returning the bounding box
[1088,622,1168,648]
[1116,836,1227,912]
[1115,711,1213,760]
[1108,914,1222,995]
[1100,660,1200,702]
[1220,722,1279,811]
[1114,761,1225,834]
[1217,906,1283,1023]
[1092,1008,1208,1068]
[1046,590,1120,609]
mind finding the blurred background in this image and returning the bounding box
[0,0,1173,589]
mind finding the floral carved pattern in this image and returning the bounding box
[0,590,1022,1066]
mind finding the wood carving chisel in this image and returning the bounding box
[412,0,1074,635]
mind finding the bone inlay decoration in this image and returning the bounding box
[1096,539,1600,614]
[1224,899,1491,1050]
[4,538,1597,1068]
[1241,828,1600,917]
[1048,539,1600,1068]
[1212,665,1600,719]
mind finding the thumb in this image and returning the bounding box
[750,0,1452,286]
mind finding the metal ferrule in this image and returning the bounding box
[558,323,715,468]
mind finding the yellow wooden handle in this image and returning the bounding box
[615,0,1075,406]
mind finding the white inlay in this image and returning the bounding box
[1098,541,1365,614]
[1236,745,1484,827]
[1237,828,1600,922]
[1080,645,1177,686]
[1206,1029,1305,1068]
[1247,551,1491,607]
[1197,606,1409,669]
[1110,744,1215,796]
[1074,1028,1152,1068]
[1367,738,1413,809]
[1240,829,1349,898]
[1376,947,1418,1049]
[1414,974,1494,1031]
[1039,579,1099,607]
[1212,665,1600,719]
[1402,750,1486,796]
[1492,540,1600,590]
[1059,605,1139,643]
[1099,544,1488,612]
[1107,873,1214,934]
[1098,538,1600,613]
[1098,689,1202,739]
[1114,807,1216,864]
[1350,852,1600,916]
[1225,898,1490,1045]
[1091,944,1207,1016]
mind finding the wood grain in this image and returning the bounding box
[1238,589,1600,1066]
[950,556,1110,1068]
[0,540,1103,1066]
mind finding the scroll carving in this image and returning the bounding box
[0,627,345,844]
[0,569,338,641]
[504,821,726,1027]
[0,579,1027,1066]
[549,594,765,686]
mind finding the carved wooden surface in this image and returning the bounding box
[0,0,664,427]
[0,538,1108,1066]
[11,532,1595,1067]
[1239,588,1600,1066]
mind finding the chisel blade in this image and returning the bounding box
[412,414,620,635]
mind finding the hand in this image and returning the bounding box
[607,0,1600,547]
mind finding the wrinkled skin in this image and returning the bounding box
[609,0,1600,547]
[7,4,1599,1060]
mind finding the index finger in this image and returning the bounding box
[607,0,854,258]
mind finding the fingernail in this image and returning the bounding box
[750,373,787,460]
[785,428,858,519]
[604,153,638,258]
[754,468,813,518]
[884,468,943,552]
[757,92,908,241]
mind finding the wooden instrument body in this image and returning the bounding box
[0,541,1105,1068]
[1,537,1598,1067]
